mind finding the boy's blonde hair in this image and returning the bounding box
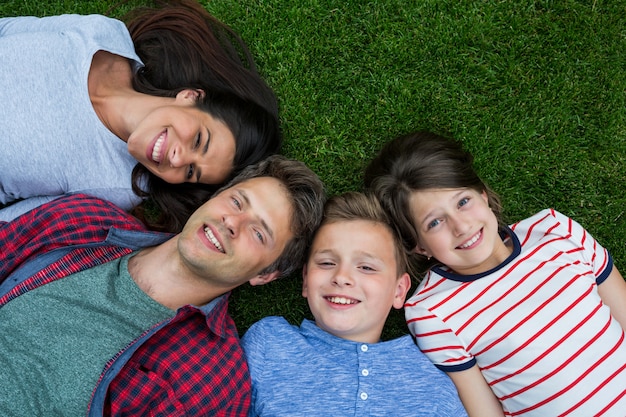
[315,191,411,278]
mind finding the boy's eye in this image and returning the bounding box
[359,265,376,272]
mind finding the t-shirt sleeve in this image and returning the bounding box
[406,303,477,372]
[240,321,268,417]
[1,15,106,36]
[549,209,613,284]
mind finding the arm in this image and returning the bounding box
[447,365,504,417]
[597,266,626,331]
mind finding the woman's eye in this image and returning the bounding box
[193,133,201,149]
[186,165,194,180]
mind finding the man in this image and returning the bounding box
[0,155,326,417]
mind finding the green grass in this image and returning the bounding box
[2,0,625,339]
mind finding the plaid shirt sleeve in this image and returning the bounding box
[0,194,147,282]
[103,298,251,417]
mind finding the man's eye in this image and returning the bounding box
[232,198,241,209]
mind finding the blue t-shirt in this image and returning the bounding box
[241,317,467,416]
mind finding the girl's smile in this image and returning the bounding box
[409,188,512,275]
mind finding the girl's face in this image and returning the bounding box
[409,188,511,275]
[127,91,236,185]
[302,220,410,343]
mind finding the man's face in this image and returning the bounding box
[176,176,293,288]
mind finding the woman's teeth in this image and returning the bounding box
[151,132,165,163]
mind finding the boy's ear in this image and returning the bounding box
[301,264,309,298]
[392,273,411,309]
[249,270,280,286]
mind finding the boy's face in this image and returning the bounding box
[302,220,410,343]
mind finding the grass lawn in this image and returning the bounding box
[2,0,624,339]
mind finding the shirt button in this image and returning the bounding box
[360,392,368,400]
[360,344,368,352]
[362,369,369,376]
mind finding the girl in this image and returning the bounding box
[0,0,280,231]
[365,131,626,416]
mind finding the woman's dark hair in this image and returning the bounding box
[131,89,281,233]
[364,131,503,276]
[108,0,281,232]
[120,0,278,117]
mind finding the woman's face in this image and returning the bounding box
[127,93,236,185]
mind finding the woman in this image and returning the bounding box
[0,0,280,231]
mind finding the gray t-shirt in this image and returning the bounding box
[0,254,174,416]
[0,14,143,221]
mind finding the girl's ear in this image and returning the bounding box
[413,244,430,258]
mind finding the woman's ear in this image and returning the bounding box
[176,88,206,104]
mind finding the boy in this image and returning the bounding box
[241,192,467,416]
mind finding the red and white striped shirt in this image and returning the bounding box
[406,209,626,416]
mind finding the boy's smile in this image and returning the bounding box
[302,219,410,343]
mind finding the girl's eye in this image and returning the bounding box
[186,165,194,180]
[193,133,201,149]
[255,230,264,244]
[458,197,469,207]
[427,218,441,230]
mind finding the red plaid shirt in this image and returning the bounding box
[0,194,251,416]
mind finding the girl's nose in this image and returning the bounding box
[450,215,470,236]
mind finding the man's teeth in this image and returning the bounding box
[459,231,480,249]
[151,132,165,163]
[327,296,357,305]
[204,227,224,253]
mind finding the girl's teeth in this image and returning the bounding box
[459,232,480,249]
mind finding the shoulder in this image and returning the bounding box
[241,316,294,350]
[0,14,122,35]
